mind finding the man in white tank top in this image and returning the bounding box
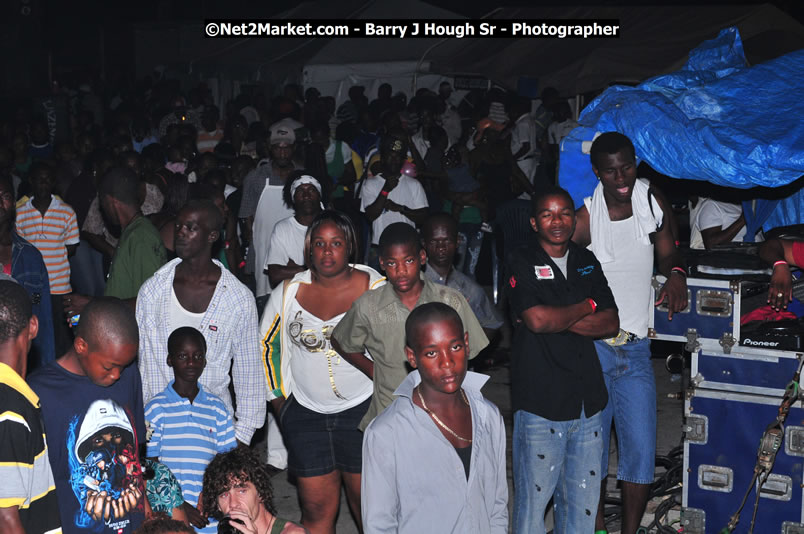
[136,199,267,450]
[572,132,688,534]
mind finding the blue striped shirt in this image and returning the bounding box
[145,382,236,533]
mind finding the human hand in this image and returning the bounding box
[768,263,793,311]
[655,273,688,320]
[383,175,400,193]
[225,509,258,534]
[384,199,404,213]
[270,397,286,424]
[181,501,209,529]
[85,483,141,521]
[63,293,91,321]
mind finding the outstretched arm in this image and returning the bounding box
[700,214,745,249]
[653,192,687,320]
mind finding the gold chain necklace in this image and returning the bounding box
[416,385,472,443]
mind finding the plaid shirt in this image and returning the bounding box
[136,258,266,444]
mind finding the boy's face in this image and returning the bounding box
[405,317,469,396]
[530,194,576,248]
[167,337,206,383]
[79,339,138,387]
[379,243,426,294]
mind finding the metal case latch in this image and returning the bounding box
[683,414,708,444]
[681,507,705,534]
[783,521,804,534]
[719,332,736,354]
[685,328,701,353]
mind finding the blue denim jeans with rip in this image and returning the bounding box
[513,407,603,534]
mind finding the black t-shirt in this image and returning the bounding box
[506,241,616,421]
[28,361,147,534]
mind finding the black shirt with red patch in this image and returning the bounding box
[506,240,616,421]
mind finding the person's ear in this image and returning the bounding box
[418,248,426,265]
[74,335,89,355]
[529,217,539,233]
[208,230,220,243]
[405,345,418,369]
[166,355,173,368]
[463,331,469,356]
[27,315,39,342]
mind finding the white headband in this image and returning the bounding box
[290,175,322,199]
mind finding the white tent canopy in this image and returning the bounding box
[301,0,469,105]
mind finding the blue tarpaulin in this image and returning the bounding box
[558,28,804,238]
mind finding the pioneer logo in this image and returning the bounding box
[742,338,780,347]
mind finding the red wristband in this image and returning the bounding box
[774,260,789,269]
[671,266,687,277]
[587,298,597,313]
[380,190,389,197]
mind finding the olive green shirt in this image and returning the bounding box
[104,215,167,300]
[332,277,489,431]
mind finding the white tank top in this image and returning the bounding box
[169,286,206,331]
[285,300,373,414]
[595,216,654,337]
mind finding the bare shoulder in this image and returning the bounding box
[649,184,674,215]
[350,268,370,289]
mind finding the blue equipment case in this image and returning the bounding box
[682,387,804,534]
[692,345,804,397]
[649,275,741,353]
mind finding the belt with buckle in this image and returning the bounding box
[605,329,639,346]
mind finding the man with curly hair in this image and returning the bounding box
[202,448,306,534]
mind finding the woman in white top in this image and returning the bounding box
[259,210,384,534]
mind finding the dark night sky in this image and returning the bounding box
[9,0,802,93]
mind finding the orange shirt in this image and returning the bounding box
[15,195,79,294]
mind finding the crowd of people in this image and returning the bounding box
[0,74,790,534]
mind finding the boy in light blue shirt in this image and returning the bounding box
[145,327,236,533]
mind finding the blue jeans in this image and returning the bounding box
[595,338,656,484]
[513,408,603,534]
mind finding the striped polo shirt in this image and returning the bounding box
[197,128,224,153]
[15,195,79,294]
[0,362,62,534]
[145,382,236,532]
